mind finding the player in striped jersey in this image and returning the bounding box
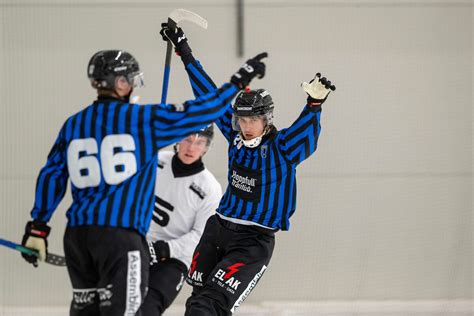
[176,39,337,314]
[20,46,267,315]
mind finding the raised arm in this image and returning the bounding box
[277,73,336,165]
[160,23,259,142]
[152,82,238,149]
[277,106,322,165]
[156,23,269,146]
[160,23,217,98]
[179,44,238,142]
[151,52,267,149]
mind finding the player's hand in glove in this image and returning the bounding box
[302,73,336,107]
[21,220,51,267]
[148,240,170,266]
[160,22,192,56]
[231,52,268,90]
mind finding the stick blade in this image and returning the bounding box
[0,237,67,267]
[169,9,208,29]
[46,253,67,266]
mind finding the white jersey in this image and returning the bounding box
[147,151,222,268]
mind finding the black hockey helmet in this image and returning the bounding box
[232,89,274,131]
[233,89,274,116]
[174,124,214,153]
[198,124,214,142]
[87,50,143,89]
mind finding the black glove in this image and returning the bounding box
[148,240,170,266]
[301,73,336,106]
[21,220,51,267]
[160,22,192,56]
[230,52,268,90]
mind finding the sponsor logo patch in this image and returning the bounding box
[189,182,206,199]
[212,262,246,294]
[97,284,113,307]
[72,288,96,309]
[125,251,141,315]
[231,265,267,313]
[230,163,262,201]
[187,252,204,286]
[148,241,158,266]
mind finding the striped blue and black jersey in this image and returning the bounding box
[184,57,322,231]
[30,83,238,236]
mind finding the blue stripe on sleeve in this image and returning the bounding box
[188,63,216,92]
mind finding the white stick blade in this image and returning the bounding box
[169,9,208,29]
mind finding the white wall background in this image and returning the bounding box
[0,0,472,314]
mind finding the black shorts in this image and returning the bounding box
[64,226,149,316]
[186,215,275,314]
[140,258,188,316]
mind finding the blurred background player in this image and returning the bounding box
[140,125,222,316]
[163,23,337,314]
[20,45,266,315]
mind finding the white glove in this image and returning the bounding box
[21,220,50,267]
[302,73,336,105]
[25,237,47,261]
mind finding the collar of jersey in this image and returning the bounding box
[234,125,277,150]
[171,154,205,178]
[95,95,128,103]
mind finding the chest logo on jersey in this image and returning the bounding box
[157,160,165,169]
[230,163,262,201]
[189,182,206,200]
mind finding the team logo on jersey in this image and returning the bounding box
[212,262,246,294]
[189,182,206,199]
[261,145,268,158]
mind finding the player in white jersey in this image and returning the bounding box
[140,125,222,316]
